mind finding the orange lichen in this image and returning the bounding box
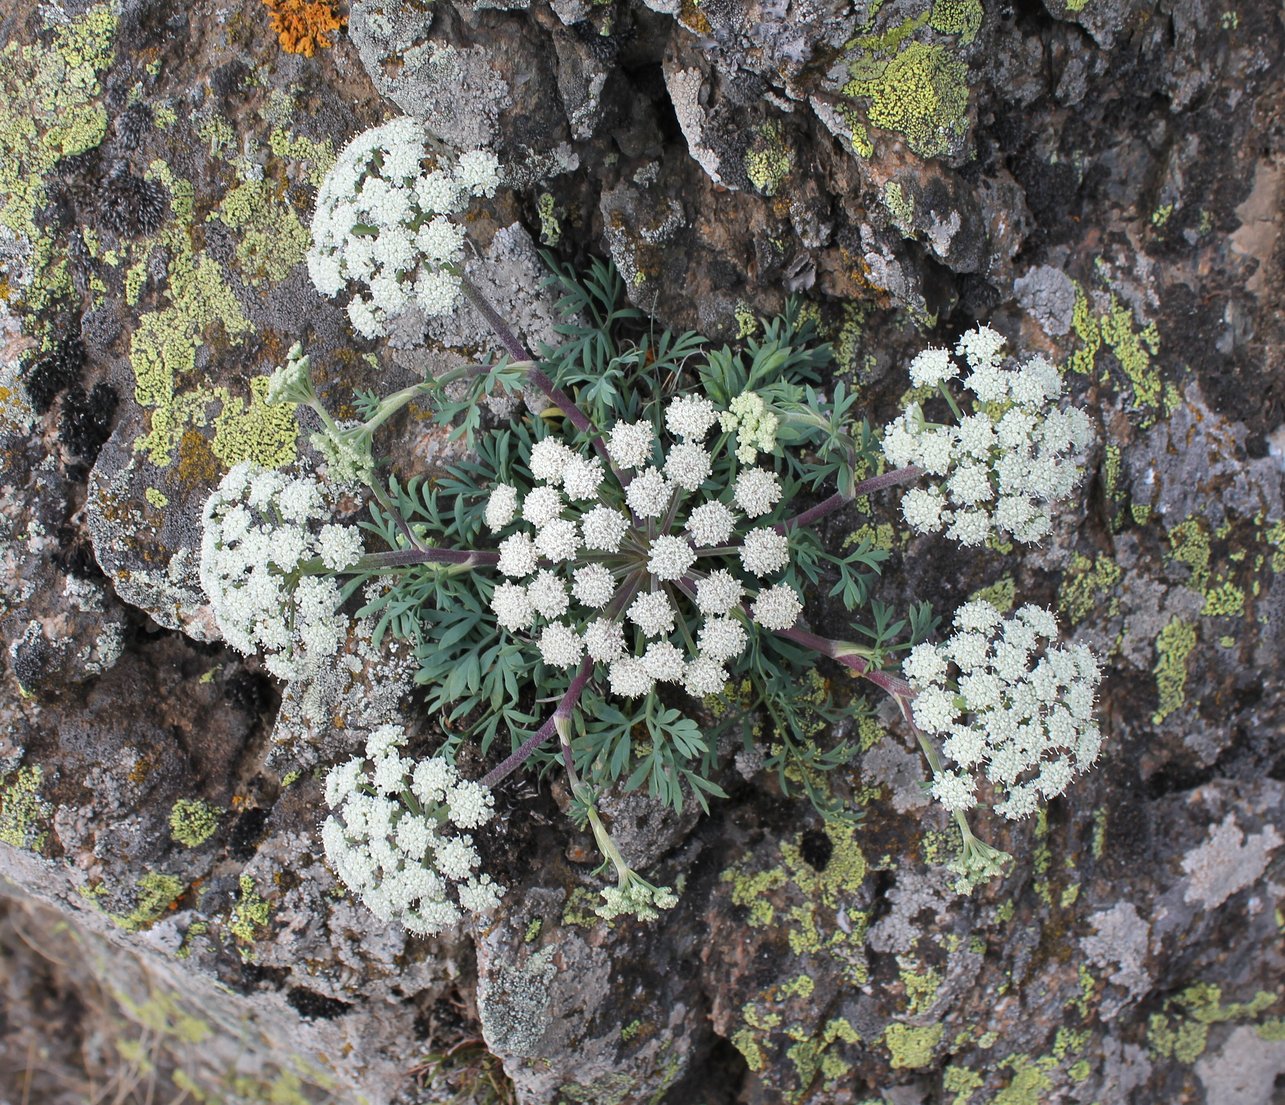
[262,0,345,58]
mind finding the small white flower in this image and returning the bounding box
[539,622,584,669]
[572,563,615,608]
[609,657,654,697]
[751,584,802,631]
[318,524,364,571]
[686,500,735,547]
[527,569,570,618]
[901,486,946,533]
[642,641,686,682]
[664,442,713,491]
[733,468,782,518]
[455,149,501,197]
[607,422,654,470]
[491,581,534,632]
[739,528,791,577]
[626,467,671,518]
[584,618,625,662]
[666,395,718,441]
[647,535,696,581]
[562,456,604,500]
[683,656,727,697]
[485,484,519,531]
[697,616,748,662]
[529,438,575,484]
[908,347,958,387]
[535,518,581,562]
[522,486,563,527]
[695,569,743,616]
[581,506,629,552]
[497,532,538,578]
[627,591,675,637]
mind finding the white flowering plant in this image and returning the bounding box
[197,118,1107,927]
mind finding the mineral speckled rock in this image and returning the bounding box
[0,0,1283,1103]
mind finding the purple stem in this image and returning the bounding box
[355,547,499,570]
[481,658,594,787]
[775,466,922,533]
[774,626,871,676]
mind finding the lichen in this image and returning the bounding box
[210,374,299,468]
[1152,617,1196,724]
[168,798,222,847]
[884,1022,942,1069]
[111,873,185,933]
[745,122,793,196]
[843,42,970,160]
[1148,982,1279,1063]
[229,873,271,952]
[1058,553,1122,624]
[944,1064,984,1104]
[929,0,983,44]
[993,1054,1056,1104]
[209,174,311,286]
[262,0,346,58]
[0,765,52,850]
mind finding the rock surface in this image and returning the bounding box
[0,1,1282,1104]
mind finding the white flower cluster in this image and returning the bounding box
[719,391,779,464]
[483,395,803,701]
[882,327,1093,546]
[199,462,364,681]
[904,600,1103,821]
[321,724,504,934]
[307,116,501,338]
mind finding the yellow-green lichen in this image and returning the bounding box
[111,873,185,933]
[1148,982,1279,1063]
[898,958,943,1015]
[267,126,336,189]
[1058,553,1122,624]
[843,42,970,161]
[943,1064,983,1105]
[536,191,561,246]
[1069,283,1166,423]
[993,1054,1056,1105]
[209,174,311,286]
[882,180,916,234]
[229,873,271,951]
[785,1017,860,1095]
[1152,617,1196,724]
[929,0,983,45]
[970,575,1016,614]
[168,798,222,847]
[745,121,793,196]
[0,765,52,850]
[884,1022,942,1069]
[144,487,169,509]
[210,374,299,468]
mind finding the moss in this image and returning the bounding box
[745,122,793,196]
[111,873,185,933]
[619,1018,644,1042]
[843,42,969,160]
[943,1064,983,1104]
[168,798,222,847]
[0,765,52,850]
[884,1022,942,1069]
[1058,553,1122,624]
[929,0,983,44]
[1152,617,1196,724]
[229,873,271,951]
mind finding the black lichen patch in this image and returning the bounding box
[114,102,153,151]
[98,167,168,237]
[227,806,271,861]
[285,988,352,1021]
[23,336,85,414]
[59,383,118,464]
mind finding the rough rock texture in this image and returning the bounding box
[1,1,1282,1104]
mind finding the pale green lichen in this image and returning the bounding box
[843,41,969,160]
[1058,553,1122,624]
[144,487,169,508]
[884,1023,942,1069]
[210,375,299,469]
[1148,982,1278,1063]
[882,180,916,235]
[970,575,1016,614]
[1152,617,1196,724]
[111,873,185,933]
[745,121,793,196]
[929,0,983,45]
[209,175,311,286]
[168,798,222,847]
[944,1064,984,1104]
[229,873,271,952]
[993,1054,1056,1105]
[0,765,52,850]
[536,192,561,246]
